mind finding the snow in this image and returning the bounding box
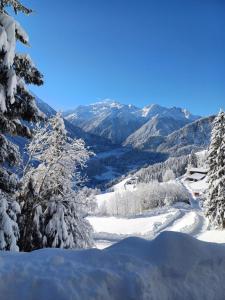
[166,211,199,233]
[186,173,206,181]
[188,167,209,173]
[95,176,135,206]
[0,12,31,113]
[95,191,115,204]
[0,231,225,299]
[88,212,174,236]
[7,69,17,104]
[0,13,16,67]
[198,230,225,243]
[0,86,6,112]
[90,174,219,249]
[112,177,133,191]
[141,105,152,117]
[89,202,209,248]
[187,177,208,193]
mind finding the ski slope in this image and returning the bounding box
[87,176,222,249]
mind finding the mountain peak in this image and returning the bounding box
[141,104,164,117]
[63,100,201,144]
[91,99,123,109]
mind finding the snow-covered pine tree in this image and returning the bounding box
[162,169,175,182]
[0,0,43,250]
[204,110,225,228]
[0,190,20,250]
[188,150,198,168]
[19,113,94,251]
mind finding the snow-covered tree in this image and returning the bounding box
[204,110,225,228]
[162,169,175,182]
[0,190,20,250]
[188,150,198,168]
[0,0,43,250]
[135,155,189,183]
[0,1,43,191]
[19,114,94,251]
[99,181,190,217]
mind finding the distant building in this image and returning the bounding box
[185,167,209,182]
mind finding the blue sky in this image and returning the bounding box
[17,0,225,115]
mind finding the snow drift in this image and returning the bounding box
[0,231,225,300]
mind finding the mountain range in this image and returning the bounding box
[63,100,200,146]
[36,97,113,152]
[12,97,214,188]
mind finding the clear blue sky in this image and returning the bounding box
[17,0,225,115]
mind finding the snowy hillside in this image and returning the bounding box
[88,178,211,249]
[123,115,189,149]
[87,151,225,249]
[158,115,215,155]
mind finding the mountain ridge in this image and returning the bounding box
[63,100,201,145]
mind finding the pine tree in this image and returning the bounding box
[188,150,198,168]
[162,169,175,182]
[0,0,43,250]
[0,190,20,250]
[19,114,94,251]
[204,110,225,228]
[0,0,43,190]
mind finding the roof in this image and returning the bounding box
[188,168,209,174]
[186,173,206,181]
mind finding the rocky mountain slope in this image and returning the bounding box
[11,97,112,160]
[64,100,143,144]
[64,101,200,145]
[123,116,189,149]
[157,116,215,156]
[36,97,112,152]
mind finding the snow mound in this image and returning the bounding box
[0,231,225,299]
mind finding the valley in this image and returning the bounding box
[32,98,214,188]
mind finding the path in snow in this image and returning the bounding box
[88,208,181,249]
[89,180,209,249]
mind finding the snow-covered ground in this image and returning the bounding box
[88,171,225,249]
[1,231,225,299]
[89,201,209,249]
[2,151,225,298]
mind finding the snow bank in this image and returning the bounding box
[0,231,225,299]
[198,230,225,244]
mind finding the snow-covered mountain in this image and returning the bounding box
[36,97,113,151]
[123,116,188,149]
[140,104,199,121]
[64,101,200,145]
[157,116,215,156]
[64,100,144,144]
[11,97,112,159]
[12,97,212,188]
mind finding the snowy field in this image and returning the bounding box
[1,231,225,299]
[88,173,225,249]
